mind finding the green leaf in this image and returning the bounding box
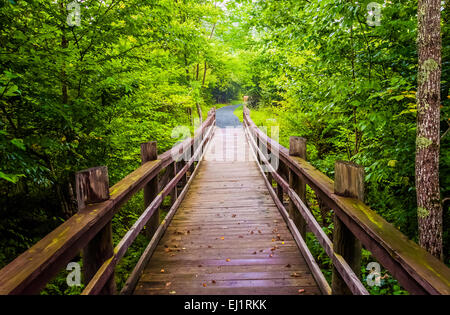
[0,171,23,183]
[10,138,26,150]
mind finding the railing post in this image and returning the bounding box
[256,135,261,164]
[288,136,307,238]
[141,141,159,240]
[169,162,177,205]
[189,142,195,175]
[75,166,116,294]
[179,155,187,185]
[277,163,287,203]
[332,161,364,295]
[267,171,273,190]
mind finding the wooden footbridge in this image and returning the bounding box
[0,107,449,295]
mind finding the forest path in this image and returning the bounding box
[215,104,242,128]
[133,126,321,295]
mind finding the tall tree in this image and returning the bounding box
[416,0,443,259]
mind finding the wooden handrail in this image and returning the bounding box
[243,106,450,295]
[243,114,367,295]
[82,122,215,294]
[0,109,216,295]
[119,119,216,295]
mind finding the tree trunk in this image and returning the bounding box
[184,50,189,82]
[201,23,216,88]
[60,1,68,104]
[202,62,208,87]
[416,0,443,259]
[196,102,203,123]
[196,63,199,81]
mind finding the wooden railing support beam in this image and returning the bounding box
[141,141,159,240]
[76,166,116,295]
[169,162,177,205]
[276,163,285,203]
[288,136,307,239]
[332,161,364,295]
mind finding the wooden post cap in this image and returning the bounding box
[289,136,307,158]
[140,141,157,164]
[75,166,109,210]
[334,161,364,201]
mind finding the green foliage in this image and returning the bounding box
[0,0,448,296]
[232,0,448,265]
[0,0,244,294]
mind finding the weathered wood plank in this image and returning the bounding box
[134,128,321,295]
[120,126,216,294]
[134,285,321,295]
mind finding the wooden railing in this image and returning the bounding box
[0,109,216,295]
[242,106,450,295]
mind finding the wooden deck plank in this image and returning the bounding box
[134,128,321,295]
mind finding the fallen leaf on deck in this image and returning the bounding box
[203,283,207,287]
[212,280,216,284]
[291,272,301,278]
[160,269,165,273]
[252,251,257,255]
[226,258,231,262]
[232,214,236,217]
[169,291,176,294]
[165,282,172,287]
[285,264,291,268]
[298,289,305,294]
[221,237,225,240]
